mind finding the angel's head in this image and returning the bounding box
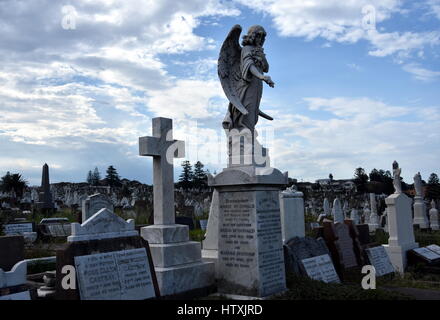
[242,25,267,47]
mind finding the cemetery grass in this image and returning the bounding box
[272,273,413,300]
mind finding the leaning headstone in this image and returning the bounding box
[383,161,419,273]
[407,247,440,266]
[139,117,214,296]
[413,172,429,229]
[429,200,439,230]
[56,208,158,300]
[365,246,395,276]
[283,236,330,276]
[301,254,340,284]
[82,193,114,222]
[0,261,31,300]
[279,186,305,243]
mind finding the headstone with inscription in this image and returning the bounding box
[301,254,340,283]
[279,186,305,243]
[407,246,440,266]
[365,246,395,276]
[82,193,114,222]
[55,208,159,300]
[283,236,331,276]
[3,222,34,236]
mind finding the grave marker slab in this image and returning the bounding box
[426,244,440,255]
[0,236,24,272]
[365,246,395,276]
[75,248,155,300]
[82,193,114,222]
[301,254,340,283]
[3,222,34,236]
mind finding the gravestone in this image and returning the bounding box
[82,193,114,222]
[407,247,440,266]
[56,208,159,300]
[429,200,439,230]
[301,254,340,283]
[175,216,195,230]
[365,246,395,276]
[279,186,305,243]
[383,162,419,273]
[36,163,54,210]
[368,193,380,232]
[0,260,31,300]
[355,224,371,246]
[283,236,331,276]
[139,117,214,296]
[322,222,358,276]
[332,198,344,224]
[350,209,360,225]
[413,172,429,229]
[0,236,24,272]
[3,222,34,235]
[426,244,440,255]
[202,189,220,277]
[344,220,365,266]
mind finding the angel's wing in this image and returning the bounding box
[218,24,248,115]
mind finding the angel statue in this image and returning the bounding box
[392,161,402,194]
[218,24,275,132]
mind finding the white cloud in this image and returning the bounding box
[428,0,440,19]
[402,63,440,81]
[264,97,440,182]
[236,0,440,64]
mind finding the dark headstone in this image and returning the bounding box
[38,163,54,209]
[0,235,24,272]
[355,224,371,246]
[344,220,365,266]
[284,236,330,276]
[55,236,159,300]
[175,216,195,230]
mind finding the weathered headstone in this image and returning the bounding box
[365,246,395,276]
[413,172,429,229]
[383,161,419,273]
[429,200,439,230]
[202,189,220,277]
[301,254,340,283]
[407,247,440,266]
[82,193,114,222]
[283,236,330,276]
[3,222,34,235]
[139,117,214,296]
[279,186,305,243]
[56,208,158,300]
[368,193,380,232]
[332,198,344,224]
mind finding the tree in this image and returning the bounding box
[428,173,439,185]
[354,167,369,193]
[92,167,101,186]
[0,172,27,198]
[178,160,193,189]
[193,161,207,189]
[105,165,121,187]
[86,170,93,184]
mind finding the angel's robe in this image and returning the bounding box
[222,45,269,131]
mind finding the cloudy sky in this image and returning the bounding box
[0,0,439,186]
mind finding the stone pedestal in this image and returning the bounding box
[279,188,305,243]
[141,224,214,296]
[383,193,418,273]
[208,165,288,298]
[413,196,429,229]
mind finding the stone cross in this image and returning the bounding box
[139,117,185,225]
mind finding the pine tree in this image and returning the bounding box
[178,160,193,189]
[106,165,121,187]
[92,167,101,186]
[86,170,93,184]
[428,173,439,185]
[193,161,207,189]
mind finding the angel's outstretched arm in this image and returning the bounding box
[249,65,274,88]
